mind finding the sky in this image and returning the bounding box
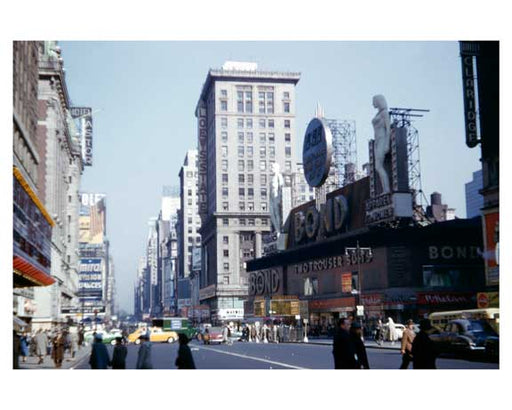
[58,41,482,314]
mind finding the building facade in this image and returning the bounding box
[195,62,300,323]
[465,170,484,218]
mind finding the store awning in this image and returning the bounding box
[14,316,28,331]
[13,256,55,287]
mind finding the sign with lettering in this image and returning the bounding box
[248,268,282,296]
[79,258,103,299]
[70,107,93,166]
[302,117,332,187]
[196,103,208,220]
[459,42,480,148]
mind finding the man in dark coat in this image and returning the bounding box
[332,317,357,369]
[411,319,437,369]
[349,322,370,369]
[110,337,128,369]
[175,333,196,369]
[89,333,110,369]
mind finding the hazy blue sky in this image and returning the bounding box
[59,41,481,313]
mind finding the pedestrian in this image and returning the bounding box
[350,322,370,369]
[332,317,357,369]
[78,325,84,347]
[387,317,398,345]
[400,319,416,369]
[69,330,78,359]
[34,329,48,364]
[89,333,110,369]
[110,337,128,369]
[411,319,437,369]
[20,332,29,363]
[13,330,21,369]
[51,330,65,368]
[136,334,153,369]
[175,333,196,369]
[250,324,256,343]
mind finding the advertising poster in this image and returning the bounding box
[79,258,103,301]
[79,192,106,244]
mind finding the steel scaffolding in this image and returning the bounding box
[324,119,358,189]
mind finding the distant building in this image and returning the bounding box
[291,163,315,208]
[465,170,484,218]
[426,192,456,223]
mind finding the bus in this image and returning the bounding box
[428,308,499,333]
[152,317,197,339]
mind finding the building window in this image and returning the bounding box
[268,119,274,128]
[222,146,228,157]
[261,174,267,185]
[246,118,253,129]
[268,133,275,143]
[223,250,229,257]
[284,119,290,128]
[285,146,292,157]
[248,174,254,185]
[221,117,228,128]
[223,275,230,284]
[223,235,229,244]
[247,160,254,171]
[247,146,253,157]
[259,118,266,128]
[261,187,267,199]
[260,160,267,171]
[248,218,255,226]
[239,187,245,198]
[283,101,290,113]
[262,218,268,226]
[223,263,230,271]
[248,202,254,211]
[222,160,228,172]
[222,202,229,211]
[269,146,275,158]
[221,131,228,142]
[222,174,228,184]
[239,174,245,184]
[246,132,253,144]
[259,133,266,144]
[239,218,246,226]
[239,202,245,211]
[285,161,292,172]
[222,218,229,226]
[260,146,266,158]
[285,133,291,143]
[283,91,290,99]
[261,202,268,211]
[238,146,244,158]
[188,189,193,196]
[237,118,244,128]
[221,89,227,97]
[220,100,228,111]
[222,187,228,198]
[248,188,254,199]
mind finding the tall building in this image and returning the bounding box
[291,163,316,208]
[195,61,300,322]
[426,192,456,223]
[13,41,56,326]
[31,41,85,329]
[465,170,484,218]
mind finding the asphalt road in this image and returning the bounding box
[73,340,499,370]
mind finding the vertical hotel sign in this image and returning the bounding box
[197,101,208,220]
[460,42,480,148]
[70,107,93,166]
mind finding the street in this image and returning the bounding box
[71,340,498,370]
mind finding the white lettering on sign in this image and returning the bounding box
[428,246,481,260]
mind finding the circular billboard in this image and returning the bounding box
[302,118,333,187]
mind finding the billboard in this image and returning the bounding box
[79,258,103,301]
[70,107,93,166]
[79,192,106,245]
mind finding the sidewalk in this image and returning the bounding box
[18,344,91,370]
[288,337,402,350]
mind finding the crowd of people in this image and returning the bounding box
[332,317,438,369]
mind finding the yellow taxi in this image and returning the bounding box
[127,326,178,344]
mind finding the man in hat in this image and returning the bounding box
[411,319,437,369]
[349,321,370,369]
[89,333,110,369]
[400,319,416,369]
[332,317,357,369]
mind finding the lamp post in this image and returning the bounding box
[345,241,373,323]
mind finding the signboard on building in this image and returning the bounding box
[341,273,352,293]
[79,258,103,300]
[192,247,201,272]
[248,268,282,296]
[196,103,208,219]
[483,211,499,286]
[302,117,333,187]
[79,193,106,245]
[70,107,93,166]
[459,42,480,148]
[199,285,216,301]
[217,308,244,320]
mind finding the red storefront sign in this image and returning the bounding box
[309,297,355,311]
[360,294,384,306]
[417,292,473,306]
[341,273,352,293]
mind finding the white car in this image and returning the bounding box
[381,323,405,340]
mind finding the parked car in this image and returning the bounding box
[429,319,499,357]
[127,326,178,344]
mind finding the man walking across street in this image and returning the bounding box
[136,334,153,369]
[111,337,128,369]
[34,329,48,364]
[89,333,110,369]
[332,317,357,369]
[411,319,437,369]
[400,319,416,369]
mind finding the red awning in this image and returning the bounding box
[13,256,55,287]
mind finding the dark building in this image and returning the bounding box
[246,177,485,332]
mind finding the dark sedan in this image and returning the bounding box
[429,319,498,358]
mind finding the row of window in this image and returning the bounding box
[219,89,291,114]
[222,131,292,146]
[221,201,268,212]
[221,158,293,173]
[221,117,291,129]
[220,217,268,227]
